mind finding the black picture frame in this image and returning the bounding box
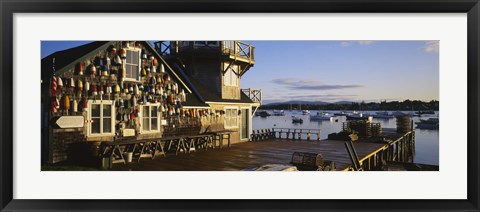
[1,0,479,211]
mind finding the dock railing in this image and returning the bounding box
[344,130,416,171]
[251,128,321,141]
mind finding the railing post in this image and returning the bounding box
[307,130,311,141]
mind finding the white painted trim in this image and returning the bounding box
[139,103,161,134]
[224,106,239,129]
[239,106,251,141]
[86,100,115,137]
[124,47,141,81]
[205,101,253,105]
[182,106,210,109]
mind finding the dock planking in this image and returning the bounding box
[112,139,386,171]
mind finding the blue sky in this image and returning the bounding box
[42,41,439,104]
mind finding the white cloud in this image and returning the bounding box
[424,41,439,53]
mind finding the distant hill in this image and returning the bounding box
[265,100,352,106]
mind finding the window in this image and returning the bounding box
[141,104,160,133]
[88,101,114,137]
[223,63,239,86]
[125,49,140,80]
[224,108,238,128]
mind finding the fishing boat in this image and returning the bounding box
[415,118,439,129]
[256,110,271,117]
[310,112,333,121]
[333,111,347,116]
[292,116,303,123]
[302,110,310,115]
[372,111,394,119]
[346,112,373,122]
[272,110,285,116]
[415,110,436,115]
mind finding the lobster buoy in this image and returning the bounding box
[120,48,127,59]
[72,99,78,113]
[92,84,98,96]
[102,65,109,76]
[69,78,75,88]
[99,84,104,96]
[57,77,63,90]
[106,83,112,94]
[64,95,70,110]
[119,99,124,108]
[157,75,162,84]
[134,84,139,95]
[85,81,90,93]
[114,55,122,65]
[114,84,120,93]
[77,80,83,92]
[51,76,57,97]
[89,64,96,77]
[159,64,165,74]
[75,62,83,75]
[82,98,88,111]
[51,98,59,113]
[141,67,147,77]
[129,84,133,93]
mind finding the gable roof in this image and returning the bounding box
[41,41,191,93]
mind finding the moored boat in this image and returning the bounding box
[272,110,285,116]
[292,116,303,123]
[302,110,310,115]
[372,111,394,119]
[310,112,333,121]
[415,118,439,129]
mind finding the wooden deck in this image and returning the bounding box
[111,139,386,171]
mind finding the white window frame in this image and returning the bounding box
[140,103,161,134]
[124,47,141,82]
[223,62,239,86]
[224,106,239,129]
[87,100,115,137]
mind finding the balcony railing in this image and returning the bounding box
[222,41,255,63]
[241,88,262,105]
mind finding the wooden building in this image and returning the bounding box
[41,41,261,164]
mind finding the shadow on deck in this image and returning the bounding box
[112,139,385,171]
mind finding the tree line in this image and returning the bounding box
[260,100,439,111]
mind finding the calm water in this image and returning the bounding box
[252,110,439,166]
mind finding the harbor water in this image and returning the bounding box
[252,110,439,166]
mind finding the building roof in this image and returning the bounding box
[41,41,192,94]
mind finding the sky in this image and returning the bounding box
[42,40,439,104]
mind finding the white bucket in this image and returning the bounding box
[123,152,133,163]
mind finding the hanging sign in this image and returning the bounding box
[54,116,84,128]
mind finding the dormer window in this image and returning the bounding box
[125,48,140,81]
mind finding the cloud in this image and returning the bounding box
[271,78,363,91]
[264,94,358,103]
[423,41,439,53]
[340,41,374,47]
